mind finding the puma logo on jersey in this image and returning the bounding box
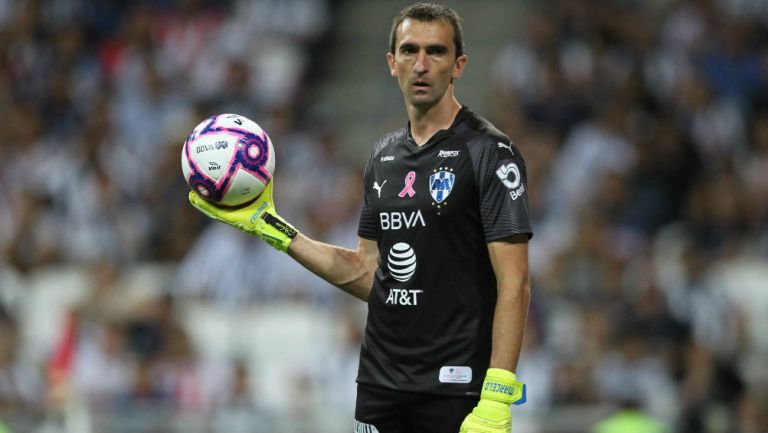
[373,180,387,198]
[380,210,425,230]
[380,155,395,162]
[497,142,514,155]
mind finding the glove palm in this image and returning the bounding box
[188,181,296,251]
[460,400,511,433]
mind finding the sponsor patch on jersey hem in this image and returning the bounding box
[439,366,472,383]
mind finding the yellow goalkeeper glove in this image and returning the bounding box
[188,180,297,252]
[460,368,526,433]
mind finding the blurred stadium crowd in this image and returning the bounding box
[0,0,767,432]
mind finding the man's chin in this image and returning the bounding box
[407,94,436,108]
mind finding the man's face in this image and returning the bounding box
[387,18,467,109]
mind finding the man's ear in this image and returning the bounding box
[387,52,397,77]
[452,54,468,80]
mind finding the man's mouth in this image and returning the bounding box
[413,80,430,91]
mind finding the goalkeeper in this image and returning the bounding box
[190,3,532,432]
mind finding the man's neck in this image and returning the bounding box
[408,97,462,146]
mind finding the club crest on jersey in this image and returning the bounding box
[429,169,455,204]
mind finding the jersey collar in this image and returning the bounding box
[405,105,470,150]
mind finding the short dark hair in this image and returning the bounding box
[389,3,464,58]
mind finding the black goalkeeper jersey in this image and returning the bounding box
[356,106,532,397]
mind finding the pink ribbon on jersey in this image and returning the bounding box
[399,171,416,198]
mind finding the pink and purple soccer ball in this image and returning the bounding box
[181,114,275,208]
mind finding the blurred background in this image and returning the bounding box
[1,0,767,432]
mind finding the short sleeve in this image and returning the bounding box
[357,155,378,240]
[470,139,533,243]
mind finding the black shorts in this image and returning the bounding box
[354,383,479,433]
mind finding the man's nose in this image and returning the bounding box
[414,50,428,74]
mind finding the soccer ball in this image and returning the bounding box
[181,113,275,207]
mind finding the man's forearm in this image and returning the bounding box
[287,234,377,301]
[490,278,531,372]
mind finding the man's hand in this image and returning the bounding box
[460,368,526,433]
[188,180,297,252]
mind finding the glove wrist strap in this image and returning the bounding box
[480,368,526,406]
[259,212,297,252]
[261,213,297,239]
